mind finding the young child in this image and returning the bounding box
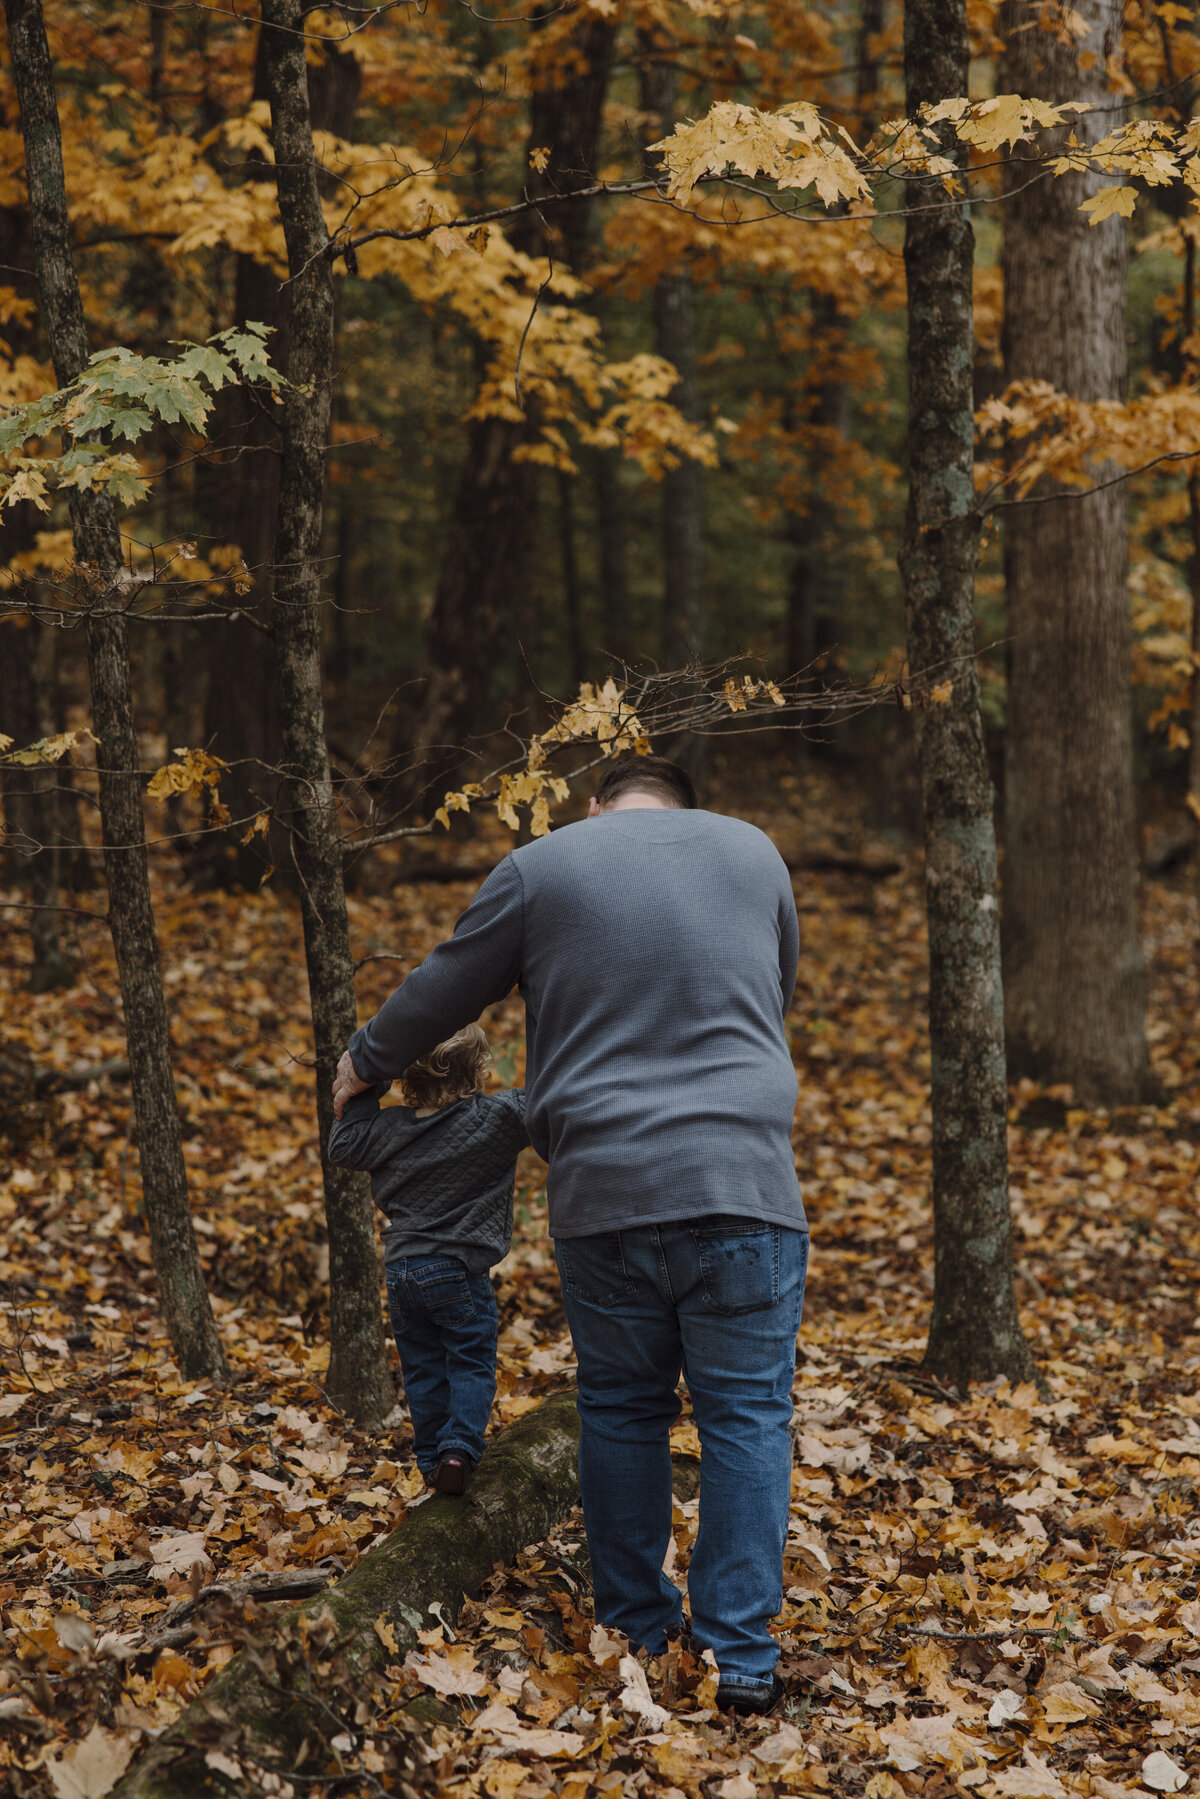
[327,1024,526,1494]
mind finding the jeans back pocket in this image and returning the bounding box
[693,1223,780,1315]
[410,1257,476,1327]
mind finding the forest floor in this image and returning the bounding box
[2,767,1200,1799]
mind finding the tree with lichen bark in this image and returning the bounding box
[3,0,228,1385]
[899,0,1035,1389]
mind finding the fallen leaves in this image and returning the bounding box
[147,1532,212,1583]
[43,1723,135,1799]
[1142,1750,1189,1792]
[617,1652,671,1729]
[3,773,1200,1798]
[405,1644,489,1697]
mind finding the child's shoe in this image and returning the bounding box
[431,1453,472,1495]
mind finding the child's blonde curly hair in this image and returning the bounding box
[402,1023,490,1110]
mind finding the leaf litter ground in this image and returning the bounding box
[2,770,1199,1799]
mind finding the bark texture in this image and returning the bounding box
[409,12,616,765]
[1190,476,1200,822]
[111,1393,583,1799]
[0,181,70,986]
[0,597,72,989]
[900,0,1034,1387]
[258,0,393,1427]
[5,0,228,1382]
[593,450,630,663]
[784,0,882,689]
[999,0,1152,1106]
[200,30,361,888]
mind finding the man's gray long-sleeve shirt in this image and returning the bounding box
[348,807,806,1240]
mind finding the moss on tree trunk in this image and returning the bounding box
[899,0,1035,1389]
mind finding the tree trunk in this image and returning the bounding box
[900,0,1034,1388]
[593,450,630,665]
[4,0,229,1383]
[998,0,1152,1107]
[409,12,616,767]
[557,469,586,687]
[784,0,882,694]
[111,1393,582,1799]
[199,28,361,889]
[1183,244,1200,858]
[258,0,393,1428]
[198,23,286,888]
[0,600,72,990]
[0,184,70,986]
[640,46,705,670]
[1190,472,1200,827]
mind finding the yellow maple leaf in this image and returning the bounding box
[3,468,52,512]
[952,94,1078,153]
[1079,184,1137,225]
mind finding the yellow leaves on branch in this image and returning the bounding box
[147,748,230,824]
[44,105,710,479]
[434,678,648,838]
[723,675,785,712]
[979,383,1200,751]
[651,101,872,210]
[650,92,1200,228]
[977,378,1200,499]
[0,726,96,765]
[930,94,1084,153]
[582,356,719,477]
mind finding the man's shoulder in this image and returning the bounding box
[699,810,782,851]
[509,809,781,857]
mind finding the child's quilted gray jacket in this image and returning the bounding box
[327,1088,527,1272]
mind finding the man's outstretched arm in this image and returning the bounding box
[334,857,524,1115]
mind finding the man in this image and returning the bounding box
[334,752,808,1715]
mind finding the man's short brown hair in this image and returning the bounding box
[594,752,697,811]
[402,1023,490,1110]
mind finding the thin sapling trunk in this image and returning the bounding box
[900,0,1035,1389]
[4,0,228,1382]
[258,0,394,1427]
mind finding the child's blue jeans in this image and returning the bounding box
[385,1255,499,1475]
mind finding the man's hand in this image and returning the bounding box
[333,1049,371,1120]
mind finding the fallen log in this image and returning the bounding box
[112,1390,582,1799]
[0,1050,132,1092]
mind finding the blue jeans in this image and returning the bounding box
[385,1256,498,1475]
[556,1216,807,1695]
